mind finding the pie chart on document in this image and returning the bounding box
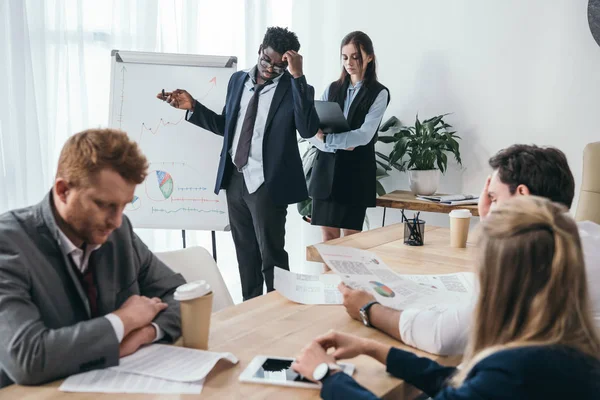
[369,281,395,298]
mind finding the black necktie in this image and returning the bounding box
[234,81,272,169]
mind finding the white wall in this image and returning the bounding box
[292,0,600,244]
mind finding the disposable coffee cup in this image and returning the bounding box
[449,209,472,248]
[174,280,213,350]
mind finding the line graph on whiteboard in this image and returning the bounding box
[114,62,230,228]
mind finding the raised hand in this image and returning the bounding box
[156,89,195,110]
[478,175,492,219]
[282,50,304,79]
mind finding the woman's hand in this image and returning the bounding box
[316,129,325,142]
[315,330,368,360]
[291,340,337,382]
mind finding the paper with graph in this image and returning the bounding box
[108,51,237,230]
[315,244,475,311]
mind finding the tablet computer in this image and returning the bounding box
[314,100,351,134]
[239,355,355,389]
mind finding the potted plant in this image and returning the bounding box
[376,115,462,195]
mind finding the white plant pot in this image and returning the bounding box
[408,169,440,195]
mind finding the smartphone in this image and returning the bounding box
[239,355,355,389]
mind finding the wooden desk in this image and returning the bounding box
[376,190,479,225]
[1,225,473,400]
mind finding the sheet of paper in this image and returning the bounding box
[59,369,203,394]
[110,344,238,382]
[315,244,476,311]
[274,267,343,304]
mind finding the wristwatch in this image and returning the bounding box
[359,300,380,327]
[312,362,343,382]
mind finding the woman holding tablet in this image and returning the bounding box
[308,31,390,241]
[293,196,600,399]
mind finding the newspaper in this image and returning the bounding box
[274,267,343,304]
[314,244,475,311]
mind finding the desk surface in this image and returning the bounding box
[376,190,479,216]
[1,225,474,400]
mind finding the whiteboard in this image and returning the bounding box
[108,50,237,231]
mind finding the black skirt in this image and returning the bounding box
[311,198,367,231]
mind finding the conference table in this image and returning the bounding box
[0,224,476,400]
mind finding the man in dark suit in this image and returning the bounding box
[159,27,319,300]
[0,129,186,388]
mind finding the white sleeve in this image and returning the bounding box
[399,303,474,355]
[151,322,165,342]
[104,313,125,343]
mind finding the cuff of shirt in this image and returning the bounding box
[104,313,125,343]
[152,323,165,342]
[398,308,421,348]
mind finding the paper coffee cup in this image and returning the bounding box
[174,280,213,350]
[449,209,471,248]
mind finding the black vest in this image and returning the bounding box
[309,78,389,206]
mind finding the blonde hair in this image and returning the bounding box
[451,196,600,386]
[56,129,148,187]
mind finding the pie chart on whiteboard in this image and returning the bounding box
[370,281,396,298]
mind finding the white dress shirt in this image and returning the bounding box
[188,66,282,194]
[55,228,163,343]
[228,67,282,193]
[399,221,600,355]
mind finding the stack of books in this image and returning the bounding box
[416,194,479,206]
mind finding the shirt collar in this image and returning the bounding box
[348,80,363,90]
[246,65,284,85]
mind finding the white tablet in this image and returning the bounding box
[239,355,355,389]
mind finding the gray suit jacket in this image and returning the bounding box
[0,193,186,387]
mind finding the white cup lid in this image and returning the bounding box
[449,209,472,218]
[174,280,211,301]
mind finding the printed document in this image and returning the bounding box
[315,244,475,311]
[111,344,238,382]
[274,267,343,304]
[60,369,203,394]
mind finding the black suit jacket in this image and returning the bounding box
[187,70,319,205]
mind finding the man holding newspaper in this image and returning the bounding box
[337,144,600,355]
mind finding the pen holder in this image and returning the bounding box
[403,219,426,246]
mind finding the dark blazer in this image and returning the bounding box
[187,70,320,205]
[0,193,186,387]
[321,346,600,399]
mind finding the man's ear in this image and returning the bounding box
[515,184,531,196]
[54,178,70,204]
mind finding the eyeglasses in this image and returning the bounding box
[259,51,287,73]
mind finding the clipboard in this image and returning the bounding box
[314,101,351,133]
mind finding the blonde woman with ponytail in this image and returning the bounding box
[293,196,600,399]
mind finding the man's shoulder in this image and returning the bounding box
[0,204,40,240]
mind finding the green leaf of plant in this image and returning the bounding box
[378,136,397,143]
[376,180,387,196]
[297,198,312,216]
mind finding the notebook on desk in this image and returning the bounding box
[417,194,479,206]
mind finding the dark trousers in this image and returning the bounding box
[225,169,289,301]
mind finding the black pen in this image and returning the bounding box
[162,89,166,101]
